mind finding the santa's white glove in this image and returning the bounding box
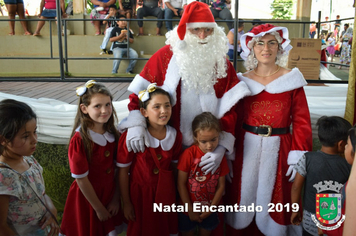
[286,165,297,182]
[199,145,225,174]
[126,126,150,153]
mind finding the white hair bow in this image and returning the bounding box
[76,80,96,96]
[138,83,157,102]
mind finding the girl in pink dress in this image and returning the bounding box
[326,32,336,66]
[60,80,124,236]
[117,83,182,236]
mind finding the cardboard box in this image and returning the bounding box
[287,38,321,80]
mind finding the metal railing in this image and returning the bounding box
[0,6,353,84]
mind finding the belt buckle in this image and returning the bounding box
[259,125,272,137]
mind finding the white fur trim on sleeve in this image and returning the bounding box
[71,170,89,179]
[287,150,307,165]
[219,131,235,155]
[216,80,251,118]
[116,162,132,168]
[117,110,146,133]
[128,74,151,95]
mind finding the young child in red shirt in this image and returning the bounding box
[177,112,229,236]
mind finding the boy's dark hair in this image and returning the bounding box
[317,116,352,147]
[0,99,37,154]
[109,4,117,10]
[139,88,172,109]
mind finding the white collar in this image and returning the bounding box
[146,125,177,151]
[237,68,307,96]
[75,127,115,146]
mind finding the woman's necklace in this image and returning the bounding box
[253,66,281,77]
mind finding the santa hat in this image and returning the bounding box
[240,23,292,61]
[176,1,217,49]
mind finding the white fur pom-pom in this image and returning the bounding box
[177,40,187,50]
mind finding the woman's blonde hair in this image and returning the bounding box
[243,31,289,71]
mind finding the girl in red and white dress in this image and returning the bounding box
[225,24,313,236]
[117,83,182,236]
[60,80,124,236]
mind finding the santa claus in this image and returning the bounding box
[119,1,250,175]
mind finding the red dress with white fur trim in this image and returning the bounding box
[60,130,124,236]
[225,68,312,236]
[117,126,182,236]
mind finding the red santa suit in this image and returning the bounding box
[226,68,313,236]
[121,44,250,152]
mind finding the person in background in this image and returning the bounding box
[90,0,116,36]
[227,19,244,60]
[136,0,164,36]
[110,15,138,74]
[339,25,352,69]
[59,81,124,236]
[4,0,32,35]
[309,23,316,39]
[321,16,331,36]
[225,24,312,236]
[290,116,351,236]
[164,0,186,32]
[326,32,336,66]
[334,14,341,40]
[0,99,59,236]
[99,4,118,55]
[177,112,229,236]
[117,84,182,236]
[208,0,233,30]
[33,0,66,36]
[119,0,135,18]
[248,19,262,32]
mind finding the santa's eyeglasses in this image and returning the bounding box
[254,40,279,50]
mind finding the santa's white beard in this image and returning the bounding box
[166,27,228,94]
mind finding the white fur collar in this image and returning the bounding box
[75,127,115,146]
[237,68,307,96]
[147,125,177,151]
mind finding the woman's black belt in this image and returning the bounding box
[243,123,290,137]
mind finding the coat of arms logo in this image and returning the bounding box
[311,181,345,230]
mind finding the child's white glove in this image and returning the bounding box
[126,126,150,153]
[199,145,225,174]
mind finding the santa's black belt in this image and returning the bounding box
[242,123,290,137]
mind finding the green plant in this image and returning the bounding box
[270,0,294,20]
[33,142,72,213]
